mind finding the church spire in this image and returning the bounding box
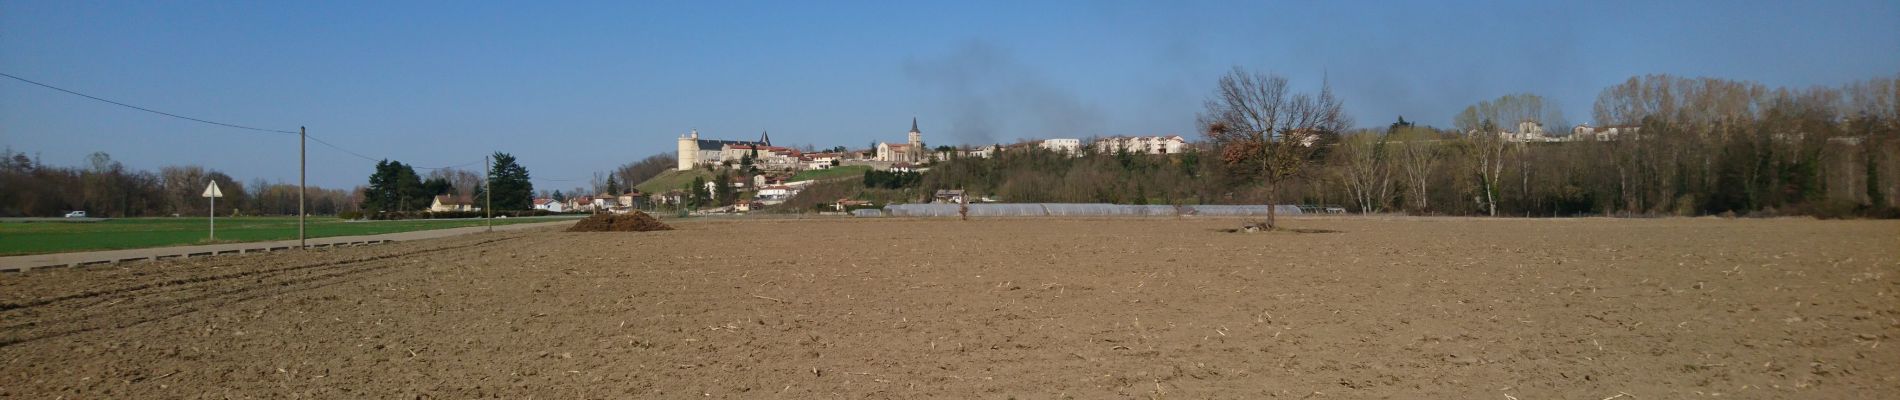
[910,117,919,133]
[760,130,771,145]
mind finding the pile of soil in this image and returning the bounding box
[565,212,673,232]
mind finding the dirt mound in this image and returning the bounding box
[565,212,673,232]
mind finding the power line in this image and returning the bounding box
[307,134,482,171]
[0,71,299,135]
[304,134,381,162]
[6,71,488,172]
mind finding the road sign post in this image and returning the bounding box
[203,180,224,241]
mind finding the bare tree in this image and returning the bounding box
[427,168,484,199]
[613,153,677,192]
[1200,67,1349,230]
[1455,93,1554,216]
[1335,131,1393,213]
[1390,126,1442,212]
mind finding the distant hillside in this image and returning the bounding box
[634,169,711,194]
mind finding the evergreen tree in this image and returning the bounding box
[713,173,735,206]
[364,160,427,212]
[688,177,708,208]
[422,177,454,197]
[486,152,534,210]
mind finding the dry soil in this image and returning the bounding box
[2,217,1896,398]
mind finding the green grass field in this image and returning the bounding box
[0,216,576,256]
[789,165,870,182]
[634,169,712,194]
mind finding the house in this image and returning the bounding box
[834,199,874,212]
[430,195,480,212]
[720,144,802,171]
[756,185,797,205]
[801,153,842,170]
[752,174,791,188]
[652,190,686,207]
[565,196,595,212]
[591,193,618,210]
[934,189,966,204]
[1570,124,1640,142]
[615,192,645,211]
[533,198,566,212]
[966,145,1000,159]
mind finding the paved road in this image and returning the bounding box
[0,220,573,272]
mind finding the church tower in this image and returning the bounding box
[907,118,923,161]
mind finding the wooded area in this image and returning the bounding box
[920,74,1899,218]
[0,150,355,218]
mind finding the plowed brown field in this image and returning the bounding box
[3,217,1896,398]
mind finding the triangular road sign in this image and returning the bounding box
[203,181,224,198]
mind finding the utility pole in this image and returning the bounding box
[299,126,306,249]
[485,153,493,232]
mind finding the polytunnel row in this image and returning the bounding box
[866,203,1303,217]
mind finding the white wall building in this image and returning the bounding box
[1093,135,1189,154]
[1571,124,1640,142]
[1038,138,1081,155]
[533,198,566,212]
[755,185,797,205]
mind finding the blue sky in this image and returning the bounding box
[3,0,1897,190]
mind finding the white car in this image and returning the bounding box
[64,211,88,218]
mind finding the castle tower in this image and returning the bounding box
[677,129,699,171]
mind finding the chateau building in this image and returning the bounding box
[676,129,772,170]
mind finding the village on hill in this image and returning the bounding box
[542,118,1191,215]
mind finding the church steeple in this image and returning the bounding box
[760,130,771,145]
[910,117,920,133]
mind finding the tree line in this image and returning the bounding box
[1,148,544,217]
[912,72,1899,219]
[0,149,355,217]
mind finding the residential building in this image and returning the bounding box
[1570,124,1640,142]
[1038,138,1081,155]
[756,185,796,205]
[532,198,566,213]
[430,195,479,212]
[565,196,595,212]
[1093,135,1189,154]
[933,189,966,204]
